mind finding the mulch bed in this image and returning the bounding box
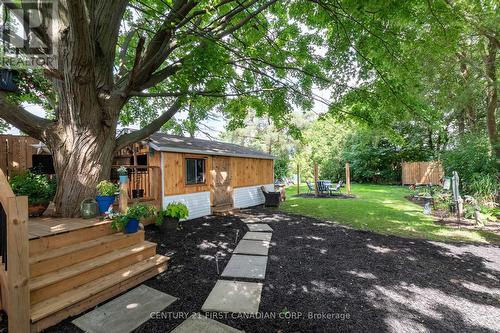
[407,196,500,233]
[294,193,356,199]
[3,208,500,332]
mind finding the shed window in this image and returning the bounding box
[186,158,205,184]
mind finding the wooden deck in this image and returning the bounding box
[28,217,110,240]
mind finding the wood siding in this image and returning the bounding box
[401,161,444,185]
[162,152,213,196]
[230,157,274,188]
[162,153,274,204]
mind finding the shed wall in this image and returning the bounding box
[233,184,274,208]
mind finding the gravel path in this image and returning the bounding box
[7,208,499,332]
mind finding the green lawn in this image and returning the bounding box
[280,184,500,244]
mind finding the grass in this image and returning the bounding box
[280,183,500,245]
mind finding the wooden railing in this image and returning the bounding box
[0,169,30,332]
[111,165,162,207]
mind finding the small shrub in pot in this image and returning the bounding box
[95,180,119,214]
[155,202,189,233]
[111,203,156,234]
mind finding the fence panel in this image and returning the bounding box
[402,161,444,185]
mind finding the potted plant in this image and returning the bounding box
[155,202,189,233]
[10,171,56,216]
[111,203,155,234]
[117,166,128,184]
[96,180,119,214]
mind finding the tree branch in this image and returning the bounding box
[129,87,280,98]
[115,98,182,149]
[215,0,277,38]
[0,92,54,141]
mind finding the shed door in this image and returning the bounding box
[212,157,232,207]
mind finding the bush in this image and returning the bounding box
[466,173,499,207]
[274,153,290,180]
[443,134,496,186]
[10,171,56,204]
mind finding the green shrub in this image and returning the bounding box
[96,180,119,196]
[10,171,56,204]
[466,173,499,205]
[443,134,496,186]
[155,202,189,226]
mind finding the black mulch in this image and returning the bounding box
[3,208,500,332]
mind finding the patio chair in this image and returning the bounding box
[261,186,281,207]
[329,180,344,195]
[306,180,315,193]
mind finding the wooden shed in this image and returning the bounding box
[0,133,275,216]
[148,133,275,218]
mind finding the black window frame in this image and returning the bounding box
[185,158,206,185]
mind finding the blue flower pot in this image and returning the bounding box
[119,175,128,184]
[95,195,115,214]
[125,218,139,234]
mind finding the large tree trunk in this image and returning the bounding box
[47,129,117,217]
[484,37,499,166]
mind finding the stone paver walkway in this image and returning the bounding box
[233,239,270,256]
[201,280,263,314]
[200,215,274,317]
[247,223,273,232]
[221,254,268,279]
[72,285,177,333]
[171,314,244,333]
[243,231,272,241]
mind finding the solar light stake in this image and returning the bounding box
[215,253,220,275]
[235,230,240,244]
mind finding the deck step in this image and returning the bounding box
[30,241,157,305]
[29,221,115,256]
[30,254,169,331]
[30,231,145,277]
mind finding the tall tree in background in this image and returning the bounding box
[0,0,329,216]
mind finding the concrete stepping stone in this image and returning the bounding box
[247,223,273,232]
[202,280,262,314]
[171,313,243,333]
[243,231,272,241]
[241,216,261,224]
[221,254,268,280]
[72,285,177,333]
[233,239,270,256]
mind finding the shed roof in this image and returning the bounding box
[148,133,275,160]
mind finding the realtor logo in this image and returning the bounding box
[0,0,58,68]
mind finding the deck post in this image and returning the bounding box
[7,195,30,333]
[119,179,128,213]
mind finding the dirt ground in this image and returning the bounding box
[4,207,500,332]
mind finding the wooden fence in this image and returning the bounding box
[0,135,39,178]
[401,161,444,185]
